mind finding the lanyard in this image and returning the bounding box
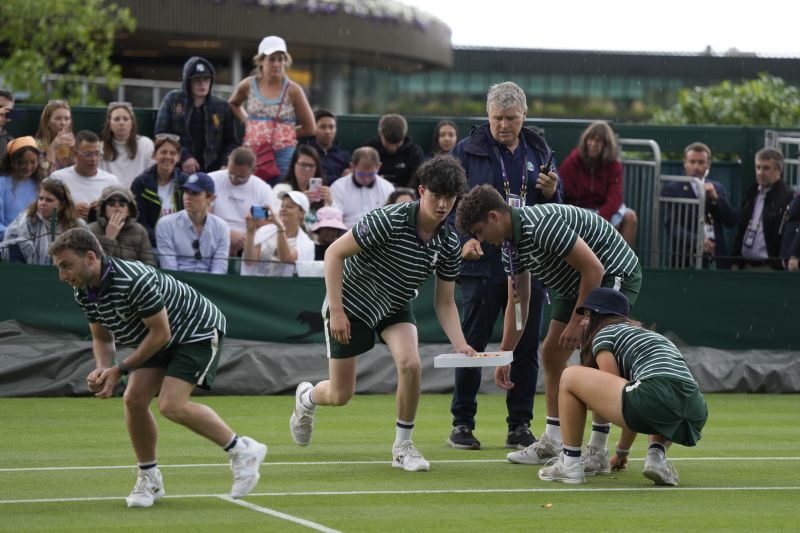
[493,144,528,331]
[493,145,529,206]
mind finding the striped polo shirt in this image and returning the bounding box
[505,204,639,296]
[592,323,696,383]
[345,201,461,328]
[75,256,226,348]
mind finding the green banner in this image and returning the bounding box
[1,263,797,350]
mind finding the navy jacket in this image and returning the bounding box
[299,137,351,184]
[154,57,239,172]
[780,192,800,262]
[130,165,188,246]
[362,136,424,188]
[733,179,794,270]
[662,179,738,269]
[450,124,562,282]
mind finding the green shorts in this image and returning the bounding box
[324,303,416,359]
[550,265,643,324]
[137,330,224,390]
[621,377,708,447]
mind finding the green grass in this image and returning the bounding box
[1,394,798,532]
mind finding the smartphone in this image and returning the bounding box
[251,205,269,220]
[541,150,556,174]
[309,177,323,201]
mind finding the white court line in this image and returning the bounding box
[1,456,799,473]
[218,495,342,533]
[1,485,799,505]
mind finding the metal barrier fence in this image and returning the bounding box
[618,138,661,267]
[764,130,800,191]
[657,175,705,269]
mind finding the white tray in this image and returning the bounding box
[433,351,513,368]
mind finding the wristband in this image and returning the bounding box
[615,444,630,457]
[117,361,132,376]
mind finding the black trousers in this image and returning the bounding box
[450,276,544,431]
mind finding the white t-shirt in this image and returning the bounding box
[208,170,276,234]
[99,136,155,189]
[241,224,315,277]
[330,174,395,228]
[157,181,176,217]
[50,166,120,206]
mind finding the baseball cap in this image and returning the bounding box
[576,288,630,318]
[258,36,288,56]
[278,190,310,213]
[188,60,212,79]
[312,206,347,232]
[182,172,215,194]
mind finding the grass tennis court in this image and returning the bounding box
[1,393,798,532]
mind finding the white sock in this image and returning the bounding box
[300,387,316,410]
[588,423,611,449]
[562,445,582,467]
[545,417,562,442]
[395,419,414,445]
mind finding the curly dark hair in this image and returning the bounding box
[416,154,467,199]
[455,184,509,234]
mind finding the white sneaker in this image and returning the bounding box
[581,445,611,476]
[126,467,164,508]
[507,433,561,464]
[538,456,585,484]
[392,440,430,472]
[642,449,679,486]
[228,436,268,498]
[289,382,316,446]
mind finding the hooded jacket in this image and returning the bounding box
[88,186,156,265]
[362,136,424,188]
[154,56,239,172]
[450,123,562,281]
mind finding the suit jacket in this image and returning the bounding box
[733,179,794,270]
[662,179,737,269]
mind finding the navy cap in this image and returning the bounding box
[576,287,630,317]
[182,172,215,194]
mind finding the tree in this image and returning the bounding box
[652,73,800,127]
[0,0,135,104]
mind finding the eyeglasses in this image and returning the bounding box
[192,239,202,261]
[155,133,180,142]
[108,101,133,111]
[355,171,377,179]
[106,198,129,207]
[295,162,316,170]
[77,150,103,159]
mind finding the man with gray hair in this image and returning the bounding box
[732,147,794,270]
[209,146,276,256]
[447,81,561,452]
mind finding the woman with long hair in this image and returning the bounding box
[130,134,187,246]
[559,121,638,247]
[228,35,315,183]
[99,102,155,188]
[428,120,458,157]
[284,144,333,216]
[537,287,707,486]
[0,137,46,239]
[1,178,84,264]
[35,100,75,174]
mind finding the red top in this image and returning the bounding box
[558,147,624,221]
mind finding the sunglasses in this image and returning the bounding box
[192,239,202,261]
[106,198,129,207]
[77,150,103,159]
[155,133,180,142]
[355,171,377,179]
